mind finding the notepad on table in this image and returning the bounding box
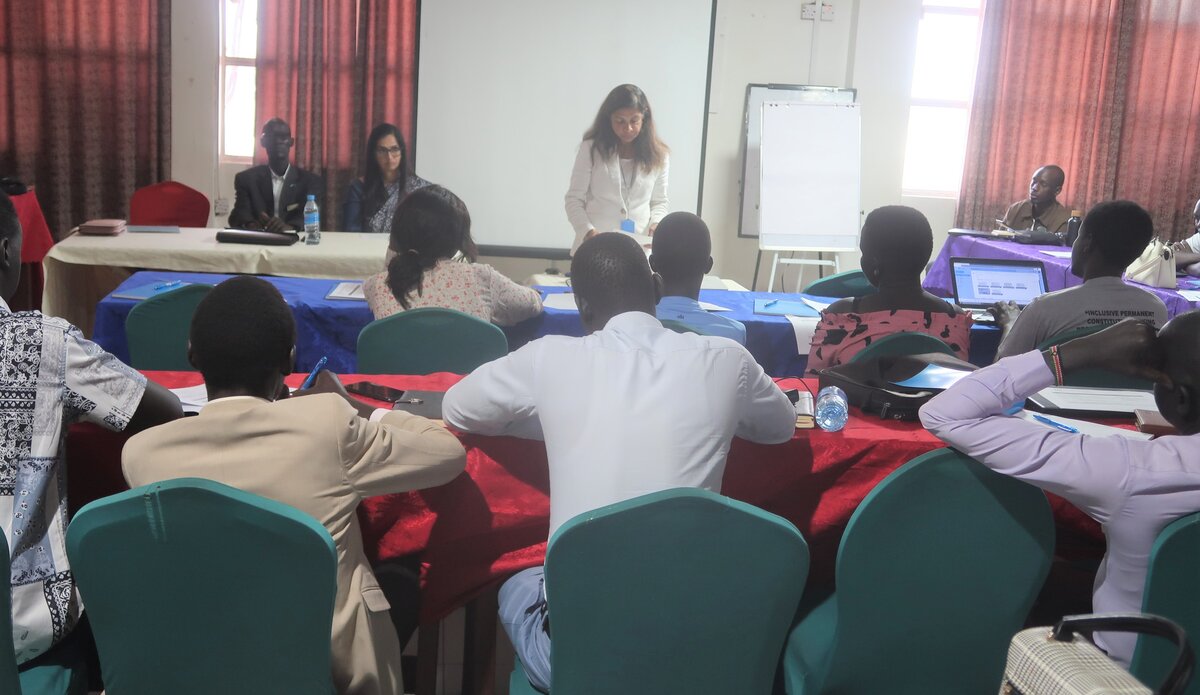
[110,281,194,301]
[1028,386,1158,416]
[326,282,366,301]
[1178,290,1200,302]
[1040,250,1073,259]
[127,225,181,233]
[754,299,821,318]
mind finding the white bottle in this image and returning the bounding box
[304,195,320,245]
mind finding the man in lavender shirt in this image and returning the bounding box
[920,315,1200,666]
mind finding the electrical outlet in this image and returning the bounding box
[214,197,231,216]
[821,2,835,21]
[801,2,817,20]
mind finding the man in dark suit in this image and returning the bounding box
[229,118,323,233]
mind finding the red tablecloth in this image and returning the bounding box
[65,372,1104,623]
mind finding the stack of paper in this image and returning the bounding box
[78,219,127,236]
[326,282,366,301]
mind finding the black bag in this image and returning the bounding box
[818,352,977,421]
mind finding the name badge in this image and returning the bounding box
[620,219,636,233]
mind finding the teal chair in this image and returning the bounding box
[782,448,1055,694]
[1036,324,1153,389]
[1131,512,1200,694]
[124,283,213,370]
[848,331,956,364]
[357,307,509,374]
[66,478,337,694]
[0,534,19,695]
[661,318,702,335]
[802,270,876,299]
[509,488,810,695]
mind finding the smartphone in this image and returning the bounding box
[783,388,801,405]
[345,381,406,403]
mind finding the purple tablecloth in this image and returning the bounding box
[924,235,1200,318]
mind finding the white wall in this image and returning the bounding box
[170,1,944,287]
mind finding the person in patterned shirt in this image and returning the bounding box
[0,191,181,692]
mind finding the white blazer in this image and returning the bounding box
[564,139,669,255]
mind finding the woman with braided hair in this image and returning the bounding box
[363,185,543,325]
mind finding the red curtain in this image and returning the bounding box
[256,0,418,229]
[0,0,171,240]
[957,0,1200,240]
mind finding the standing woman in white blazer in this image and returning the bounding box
[564,84,670,255]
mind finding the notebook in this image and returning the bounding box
[326,282,366,301]
[753,299,821,318]
[110,281,194,301]
[949,257,1049,321]
[78,219,126,236]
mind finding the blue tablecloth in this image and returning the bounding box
[93,272,1000,376]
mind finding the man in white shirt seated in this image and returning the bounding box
[442,232,796,693]
[1171,196,1200,272]
[921,315,1200,666]
[649,211,747,344]
[990,200,1168,360]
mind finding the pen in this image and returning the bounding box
[764,299,779,308]
[1032,414,1079,433]
[300,356,328,390]
[153,280,183,290]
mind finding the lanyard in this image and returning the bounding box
[617,157,637,213]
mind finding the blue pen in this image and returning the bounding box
[764,299,780,308]
[153,280,182,290]
[300,356,328,390]
[1032,413,1079,433]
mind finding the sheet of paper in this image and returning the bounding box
[1040,250,1073,259]
[800,297,831,313]
[1016,410,1152,441]
[542,293,580,311]
[784,315,819,355]
[700,275,726,290]
[698,301,731,312]
[755,299,821,318]
[891,364,974,390]
[1033,386,1158,414]
[170,384,209,414]
[326,281,365,300]
[1178,289,1200,302]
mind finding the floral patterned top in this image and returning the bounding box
[806,304,973,375]
[364,258,543,326]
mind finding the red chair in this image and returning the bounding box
[129,181,211,227]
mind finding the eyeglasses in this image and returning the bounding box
[376,146,403,157]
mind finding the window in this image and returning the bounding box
[901,0,984,197]
[220,0,259,161]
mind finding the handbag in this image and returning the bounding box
[1126,239,1176,288]
[818,352,977,421]
[1000,613,1194,695]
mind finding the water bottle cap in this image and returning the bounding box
[307,194,316,201]
[1071,209,1083,216]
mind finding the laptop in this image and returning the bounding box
[949,257,1049,321]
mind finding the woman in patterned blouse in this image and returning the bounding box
[343,123,430,233]
[363,185,543,325]
[806,205,973,374]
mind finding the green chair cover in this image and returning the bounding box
[1036,324,1152,389]
[357,307,509,374]
[66,478,337,694]
[848,331,956,364]
[1130,512,1200,694]
[782,448,1055,694]
[124,283,213,371]
[802,270,877,299]
[509,488,810,695]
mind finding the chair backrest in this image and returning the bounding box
[661,318,702,335]
[129,181,211,227]
[1130,512,1200,694]
[1036,324,1152,389]
[848,331,956,364]
[357,307,509,374]
[124,283,213,370]
[66,478,336,694]
[545,488,810,695]
[816,448,1055,693]
[0,534,20,695]
[802,269,877,298]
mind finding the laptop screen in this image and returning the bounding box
[950,258,1048,308]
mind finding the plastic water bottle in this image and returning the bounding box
[815,385,849,432]
[304,195,320,245]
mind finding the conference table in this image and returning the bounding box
[42,228,390,336]
[91,271,1005,376]
[924,234,1200,317]
[64,371,1104,627]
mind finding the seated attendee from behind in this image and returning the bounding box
[921,315,1200,667]
[121,276,466,695]
[648,211,746,344]
[442,232,796,694]
[228,118,324,234]
[1170,197,1200,272]
[0,191,182,686]
[807,205,972,375]
[992,200,1168,360]
[342,122,431,234]
[1001,165,1071,233]
[362,185,542,325]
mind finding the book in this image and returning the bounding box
[326,282,366,301]
[110,280,194,301]
[794,390,814,429]
[78,219,126,236]
[1135,409,1177,436]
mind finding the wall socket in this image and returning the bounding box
[213,197,231,216]
[821,2,835,21]
[801,2,817,20]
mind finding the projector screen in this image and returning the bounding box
[415,0,714,256]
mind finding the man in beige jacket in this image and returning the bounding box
[122,276,466,695]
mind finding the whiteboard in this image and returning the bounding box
[759,101,861,252]
[416,0,713,255]
[738,84,856,238]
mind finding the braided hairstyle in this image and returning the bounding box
[385,185,478,309]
